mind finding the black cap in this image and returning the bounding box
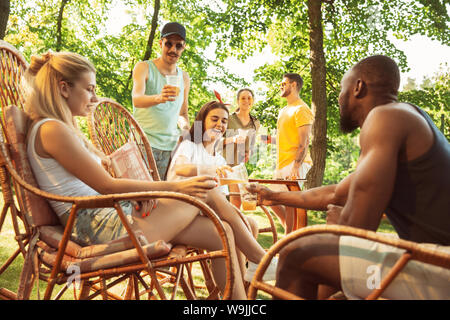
[161,22,186,41]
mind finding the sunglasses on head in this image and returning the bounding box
[164,41,185,50]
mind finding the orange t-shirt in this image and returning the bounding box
[276,100,314,169]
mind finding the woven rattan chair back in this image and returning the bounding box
[0,41,28,119]
[87,98,239,299]
[87,98,160,181]
[0,41,30,299]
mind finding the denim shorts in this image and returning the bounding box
[59,201,134,246]
[151,147,172,181]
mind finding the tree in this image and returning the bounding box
[142,0,160,61]
[207,0,449,188]
[306,0,328,188]
[403,77,418,91]
[0,0,9,39]
[4,0,244,116]
[55,0,69,51]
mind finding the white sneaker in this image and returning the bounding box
[244,256,278,282]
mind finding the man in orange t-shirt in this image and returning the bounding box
[272,73,314,233]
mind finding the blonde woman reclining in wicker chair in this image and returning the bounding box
[23,50,249,299]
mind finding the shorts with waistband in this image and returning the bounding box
[58,200,134,246]
[339,235,450,299]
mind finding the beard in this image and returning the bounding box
[339,96,359,134]
[280,88,290,98]
[339,113,359,134]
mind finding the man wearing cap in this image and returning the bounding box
[132,22,190,180]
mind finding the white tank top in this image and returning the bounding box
[27,118,101,216]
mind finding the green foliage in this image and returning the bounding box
[206,0,449,186]
[247,142,277,178]
[5,0,246,119]
[323,133,359,185]
[4,0,449,183]
[399,67,450,140]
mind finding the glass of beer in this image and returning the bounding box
[165,75,180,97]
[239,182,258,211]
[219,163,247,186]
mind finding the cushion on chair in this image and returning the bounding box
[36,238,172,273]
[4,105,59,227]
[39,225,155,259]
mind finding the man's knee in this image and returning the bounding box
[278,234,340,282]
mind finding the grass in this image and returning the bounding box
[0,198,396,300]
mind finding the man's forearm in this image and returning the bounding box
[133,94,163,109]
[269,184,337,210]
[293,145,307,166]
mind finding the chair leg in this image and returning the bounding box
[77,281,92,300]
[260,206,278,243]
[124,275,135,300]
[0,287,17,300]
[0,246,21,275]
[0,202,9,233]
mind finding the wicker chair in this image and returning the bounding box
[0,105,234,300]
[0,41,30,298]
[88,98,282,245]
[247,224,450,300]
[88,98,244,298]
[0,40,28,114]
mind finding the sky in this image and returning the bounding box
[218,35,449,92]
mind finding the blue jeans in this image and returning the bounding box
[151,147,172,180]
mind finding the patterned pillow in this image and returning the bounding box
[4,105,59,226]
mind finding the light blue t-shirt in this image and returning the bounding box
[133,60,185,151]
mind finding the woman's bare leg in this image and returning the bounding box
[132,199,246,299]
[131,199,200,243]
[206,188,266,264]
[172,217,247,300]
[246,216,259,239]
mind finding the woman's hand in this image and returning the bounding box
[133,200,158,217]
[216,165,232,178]
[173,175,218,199]
[234,135,246,144]
[101,155,112,173]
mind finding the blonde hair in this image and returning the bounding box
[24,51,101,155]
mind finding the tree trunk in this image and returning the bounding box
[306,0,327,189]
[143,0,160,61]
[126,0,160,89]
[56,0,70,51]
[0,0,10,40]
